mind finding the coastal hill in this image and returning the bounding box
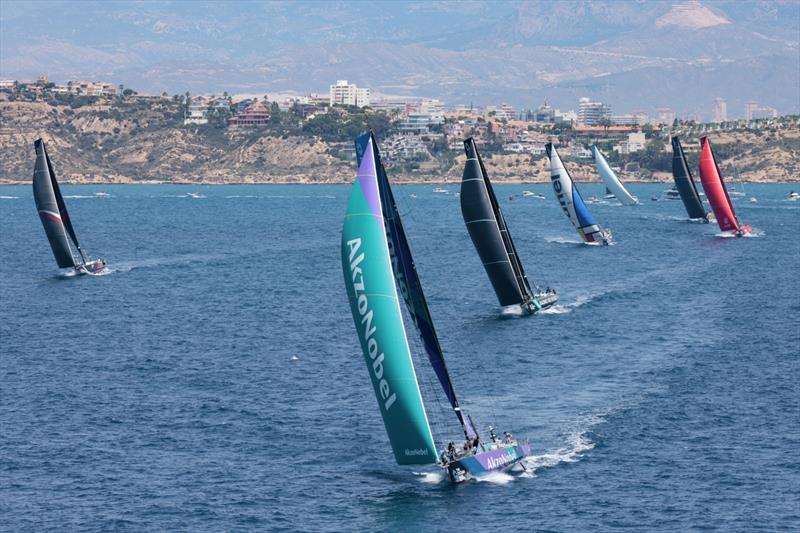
[1,93,798,184]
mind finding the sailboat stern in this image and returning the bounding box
[446,441,531,482]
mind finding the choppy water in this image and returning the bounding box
[1,183,798,531]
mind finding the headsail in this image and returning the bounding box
[591,145,638,205]
[342,135,438,465]
[460,138,533,307]
[670,136,708,220]
[356,132,477,441]
[546,143,610,244]
[32,139,78,268]
[698,137,740,233]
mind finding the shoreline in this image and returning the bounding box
[0,179,793,185]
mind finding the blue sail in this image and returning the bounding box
[356,132,476,439]
[571,185,596,228]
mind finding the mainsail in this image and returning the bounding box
[355,132,476,441]
[32,139,80,268]
[591,145,638,205]
[460,138,533,307]
[546,143,610,244]
[342,134,438,465]
[670,136,708,220]
[698,137,740,233]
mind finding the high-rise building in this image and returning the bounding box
[577,97,611,125]
[656,107,676,125]
[744,100,759,121]
[329,80,371,108]
[712,97,727,122]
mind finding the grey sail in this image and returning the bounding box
[460,138,532,307]
[671,136,708,220]
[33,139,78,268]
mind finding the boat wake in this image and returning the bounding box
[544,236,585,245]
[539,292,602,314]
[520,415,602,477]
[224,195,259,198]
[0,195,19,199]
[63,195,95,199]
[412,471,446,484]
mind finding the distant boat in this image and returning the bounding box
[591,145,638,205]
[460,137,558,315]
[670,137,710,222]
[343,131,531,483]
[187,192,205,198]
[432,187,448,194]
[787,191,800,201]
[94,191,110,197]
[698,137,751,237]
[546,143,612,245]
[32,139,106,275]
[522,190,545,199]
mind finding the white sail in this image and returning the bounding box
[591,145,638,205]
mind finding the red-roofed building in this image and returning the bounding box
[229,101,271,127]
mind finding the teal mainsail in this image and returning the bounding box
[342,135,438,465]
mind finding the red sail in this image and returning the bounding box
[698,137,740,233]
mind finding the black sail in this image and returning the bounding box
[32,139,77,268]
[460,138,531,307]
[671,136,708,220]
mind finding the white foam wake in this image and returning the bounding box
[539,292,602,315]
[0,195,19,199]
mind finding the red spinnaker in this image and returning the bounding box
[698,137,740,233]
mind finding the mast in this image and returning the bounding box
[357,132,477,440]
[670,136,708,220]
[342,134,438,465]
[44,148,86,264]
[32,139,78,268]
[546,143,608,244]
[698,137,740,232]
[460,138,533,308]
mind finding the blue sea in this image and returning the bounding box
[1,183,798,532]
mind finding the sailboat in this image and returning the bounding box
[590,145,638,205]
[342,132,531,482]
[670,136,710,222]
[698,137,751,237]
[460,137,557,315]
[545,143,613,245]
[33,139,107,274]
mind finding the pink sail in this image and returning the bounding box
[698,137,748,234]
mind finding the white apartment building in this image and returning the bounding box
[578,97,611,125]
[712,97,727,123]
[184,101,209,125]
[329,80,371,108]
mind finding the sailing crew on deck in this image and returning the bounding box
[489,426,498,443]
[447,441,456,460]
[503,431,513,444]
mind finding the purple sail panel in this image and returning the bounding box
[355,137,383,226]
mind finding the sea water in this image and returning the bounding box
[1,183,798,531]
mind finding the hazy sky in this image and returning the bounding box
[2,1,798,117]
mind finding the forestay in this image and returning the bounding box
[355,132,477,441]
[32,139,78,268]
[460,137,532,307]
[670,136,709,220]
[698,137,740,233]
[342,135,438,465]
[546,143,609,244]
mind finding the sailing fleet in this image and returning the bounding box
[29,132,756,482]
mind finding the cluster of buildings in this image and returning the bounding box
[0,75,116,97]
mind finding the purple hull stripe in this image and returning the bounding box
[355,138,382,226]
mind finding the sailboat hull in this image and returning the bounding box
[446,442,531,482]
